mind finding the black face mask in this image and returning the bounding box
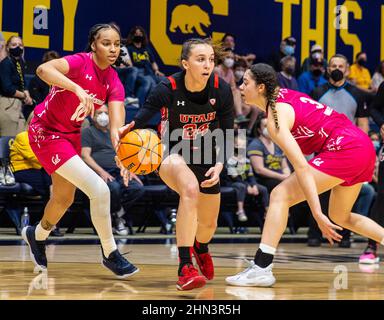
[284,66,295,75]
[133,35,144,43]
[9,46,23,57]
[312,69,322,77]
[357,59,367,67]
[330,69,344,82]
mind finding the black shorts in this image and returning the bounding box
[188,164,220,194]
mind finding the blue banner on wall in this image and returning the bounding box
[1,0,383,74]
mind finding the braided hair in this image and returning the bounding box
[86,23,121,52]
[249,63,280,129]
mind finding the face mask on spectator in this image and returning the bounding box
[223,57,235,68]
[133,35,144,43]
[330,69,344,82]
[312,52,322,60]
[9,46,23,57]
[262,128,270,138]
[357,58,367,67]
[283,45,295,56]
[234,70,245,79]
[312,69,323,77]
[96,112,109,127]
[373,140,381,152]
[284,66,295,75]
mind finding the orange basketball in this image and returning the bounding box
[117,129,163,175]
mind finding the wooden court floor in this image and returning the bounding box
[0,241,383,300]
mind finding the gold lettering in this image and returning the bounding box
[340,0,362,60]
[381,5,384,61]
[301,0,325,64]
[23,0,50,48]
[62,0,78,51]
[0,0,19,40]
[327,0,337,60]
[275,0,301,40]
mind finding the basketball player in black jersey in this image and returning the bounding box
[122,38,234,290]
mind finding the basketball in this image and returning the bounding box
[117,129,163,175]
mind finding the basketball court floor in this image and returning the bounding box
[0,228,383,300]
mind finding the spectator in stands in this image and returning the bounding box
[277,56,299,91]
[0,32,6,61]
[311,54,369,133]
[226,134,269,224]
[9,119,62,236]
[297,57,327,94]
[215,48,248,124]
[234,60,246,87]
[234,60,260,133]
[0,36,32,136]
[221,33,256,68]
[114,44,139,106]
[369,130,381,154]
[371,60,384,93]
[309,53,372,247]
[28,51,60,107]
[81,105,145,235]
[301,44,327,74]
[247,113,291,192]
[126,26,164,106]
[349,52,372,93]
[269,36,297,74]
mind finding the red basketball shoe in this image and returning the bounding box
[192,248,214,280]
[176,264,206,291]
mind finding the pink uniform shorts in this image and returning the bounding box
[28,117,81,175]
[308,126,376,186]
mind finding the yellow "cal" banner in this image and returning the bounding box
[150,0,229,66]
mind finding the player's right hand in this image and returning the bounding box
[75,86,95,118]
[314,213,343,245]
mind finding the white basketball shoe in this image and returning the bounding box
[225,260,276,287]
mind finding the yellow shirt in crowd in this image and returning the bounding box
[9,131,42,172]
[349,63,372,89]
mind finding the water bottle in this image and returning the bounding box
[21,207,30,229]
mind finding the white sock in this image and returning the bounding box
[259,243,276,255]
[35,222,51,241]
[56,156,117,258]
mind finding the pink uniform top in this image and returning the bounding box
[33,52,124,133]
[276,88,353,155]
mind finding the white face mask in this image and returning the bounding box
[234,70,245,79]
[262,127,270,138]
[96,112,109,127]
[223,57,235,68]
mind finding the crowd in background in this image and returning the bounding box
[1,27,383,247]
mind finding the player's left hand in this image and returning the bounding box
[111,121,135,151]
[115,155,130,187]
[201,163,223,188]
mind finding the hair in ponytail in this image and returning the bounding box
[249,63,280,129]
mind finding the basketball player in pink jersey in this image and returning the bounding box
[22,24,139,278]
[226,63,384,287]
